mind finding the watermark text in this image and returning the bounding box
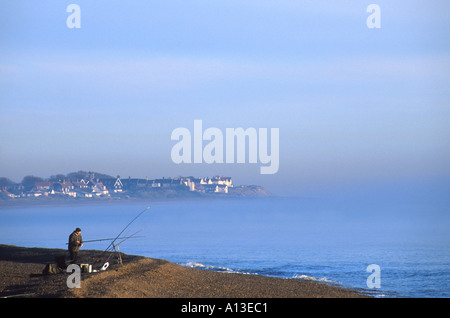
[171,120,279,174]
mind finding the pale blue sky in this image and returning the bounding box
[1,0,449,195]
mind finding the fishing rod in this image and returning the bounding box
[101,229,143,254]
[103,206,150,254]
[65,235,144,244]
[103,229,143,265]
[94,206,150,264]
[115,229,144,246]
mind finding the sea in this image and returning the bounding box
[1,193,449,298]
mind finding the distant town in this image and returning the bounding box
[0,171,270,203]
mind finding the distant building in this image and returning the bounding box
[88,179,110,196]
[182,178,196,191]
[211,176,233,187]
[195,183,228,194]
[5,174,235,200]
[0,188,20,198]
[35,182,54,191]
[101,177,124,193]
[216,184,229,193]
[60,181,74,192]
[72,179,88,189]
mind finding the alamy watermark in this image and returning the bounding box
[367,4,381,29]
[66,4,81,29]
[66,264,81,289]
[65,4,380,30]
[171,120,279,174]
[366,264,381,289]
[66,263,108,288]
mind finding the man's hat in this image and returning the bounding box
[75,227,82,232]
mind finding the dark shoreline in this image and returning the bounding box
[0,244,370,299]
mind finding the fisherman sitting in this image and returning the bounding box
[68,227,83,264]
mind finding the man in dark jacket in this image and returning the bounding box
[68,228,83,264]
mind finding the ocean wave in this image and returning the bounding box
[181,262,256,275]
[291,273,337,284]
[181,262,341,286]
